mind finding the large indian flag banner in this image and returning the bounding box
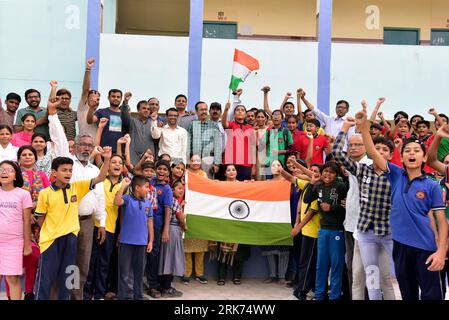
[185,173,293,246]
[229,49,260,92]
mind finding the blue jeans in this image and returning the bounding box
[315,229,345,300]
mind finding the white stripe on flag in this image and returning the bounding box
[185,190,291,224]
[232,62,251,81]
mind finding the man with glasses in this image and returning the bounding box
[70,134,107,300]
[187,101,222,178]
[15,88,49,138]
[54,86,77,141]
[151,108,187,164]
[300,91,355,150]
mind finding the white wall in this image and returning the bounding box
[331,43,449,118]
[99,34,449,119]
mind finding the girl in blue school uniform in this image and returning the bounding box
[358,103,447,300]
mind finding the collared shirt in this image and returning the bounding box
[0,143,18,162]
[151,123,188,164]
[121,105,155,164]
[177,114,197,131]
[120,194,153,246]
[333,131,391,236]
[70,157,106,227]
[97,177,123,234]
[15,106,49,138]
[312,107,355,150]
[35,179,94,253]
[387,162,445,251]
[0,108,15,129]
[187,120,222,165]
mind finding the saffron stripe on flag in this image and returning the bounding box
[234,49,260,71]
[185,215,293,246]
[187,172,290,202]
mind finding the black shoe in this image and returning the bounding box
[161,287,183,298]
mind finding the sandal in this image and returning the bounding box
[147,288,161,298]
[233,278,241,285]
[217,279,225,286]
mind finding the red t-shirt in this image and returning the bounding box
[290,129,305,154]
[422,134,436,174]
[298,134,329,164]
[223,121,255,167]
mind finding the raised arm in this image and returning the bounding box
[262,86,272,117]
[81,58,95,102]
[296,89,304,123]
[429,107,445,129]
[95,118,108,146]
[120,101,131,135]
[114,177,130,206]
[293,159,314,178]
[357,100,388,172]
[427,124,449,174]
[222,102,231,129]
[279,92,292,110]
[86,93,100,124]
[332,118,359,175]
[370,97,385,122]
[280,168,296,184]
[377,111,390,133]
[47,94,71,157]
[92,146,112,186]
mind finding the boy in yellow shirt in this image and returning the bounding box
[35,148,111,300]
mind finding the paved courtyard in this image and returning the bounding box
[1,277,407,300]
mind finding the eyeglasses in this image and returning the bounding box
[0,167,15,174]
[348,143,364,148]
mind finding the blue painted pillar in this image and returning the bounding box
[317,0,333,115]
[187,0,204,111]
[85,0,101,90]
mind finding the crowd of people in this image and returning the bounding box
[0,57,449,301]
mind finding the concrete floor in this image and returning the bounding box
[0,276,405,300]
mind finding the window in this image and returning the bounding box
[203,22,237,39]
[431,29,449,46]
[383,28,420,45]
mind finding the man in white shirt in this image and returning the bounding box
[151,108,188,164]
[70,133,106,300]
[301,93,355,149]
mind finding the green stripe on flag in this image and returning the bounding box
[229,75,243,92]
[185,215,293,246]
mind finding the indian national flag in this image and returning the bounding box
[185,173,292,246]
[229,49,260,92]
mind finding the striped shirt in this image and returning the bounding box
[333,131,391,236]
[56,109,77,141]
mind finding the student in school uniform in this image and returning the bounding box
[84,154,125,300]
[358,102,447,300]
[34,150,111,300]
[146,160,175,298]
[114,176,154,300]
[158,180,187,297]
